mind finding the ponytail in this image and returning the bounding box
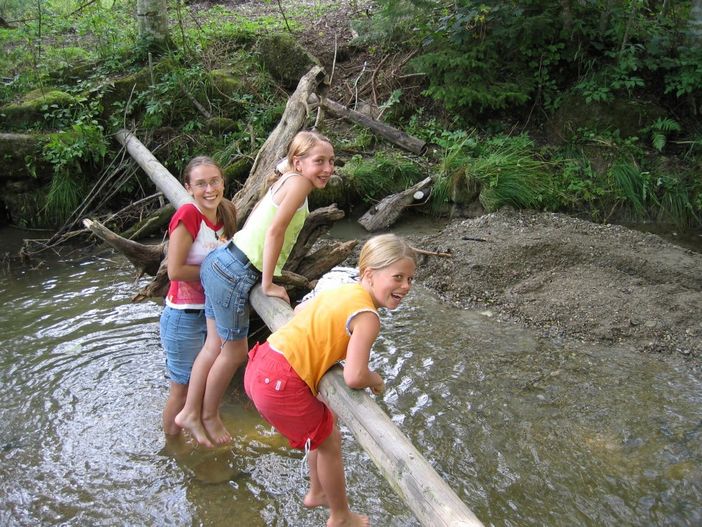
[217,199,237,239]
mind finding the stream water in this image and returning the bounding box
[1,227,701,527]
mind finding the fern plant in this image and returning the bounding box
[645,118,681,152]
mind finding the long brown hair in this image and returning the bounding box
[261,130,333,197]
[182,156,237,238]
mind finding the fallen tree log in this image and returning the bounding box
[295,239,358,279]
[284,203,345,270]
[249,286,485,527]
[311,94,427,155]
[83,218,164,277]
[120,203,174,240]
[358,176,433,231]
[116,129,192,210]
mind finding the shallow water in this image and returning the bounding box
[1,241,701,527]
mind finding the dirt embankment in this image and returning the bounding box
[407,209,702,371]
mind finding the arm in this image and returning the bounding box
[260,177,313,302]
[166,223,200,282]
[344,311,385,394]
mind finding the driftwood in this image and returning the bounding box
[284,203,345,270]
[310,94,427,155]
[295,239,358,278]
[83,218,165,277]
[232,65,328,221]
[249,286,485,527]
[120,203,174,240]
[358,176,432,231]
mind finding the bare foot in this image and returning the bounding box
[303,490,329,508]
[175,411,213,448]
[327,511,370,527]
[202,414,232,445]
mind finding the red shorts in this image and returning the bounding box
[244,342,334,450]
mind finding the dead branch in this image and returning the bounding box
[83,218,165,277]
[312,95,426,155]
[358,177,433,232]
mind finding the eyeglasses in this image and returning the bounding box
[190,177,224,190]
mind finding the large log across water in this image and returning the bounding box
[115,129,192,209]
[249,286,485,527]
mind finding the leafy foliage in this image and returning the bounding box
[433,133,555,212]
[42,122,107,223]
[338,152,425,205]
[360,0,701,119]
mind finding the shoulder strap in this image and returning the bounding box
[271,172,302,197]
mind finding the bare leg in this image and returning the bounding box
[200,337,248,445]
[174,318,221,448]
[316,427,370,527]
[163,381,188,436]
[304,449,329,508]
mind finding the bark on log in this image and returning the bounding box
[120,203,174,240]
[115,129,192,208]
[249,286,485,527]
[232,66,328,221]
[358,177,432,232]
[312,95,427,155]
[295,239,358,279]
[83,218,165,276]
[132,259,169,301]
[284,204,345,270]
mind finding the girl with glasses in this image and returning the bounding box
[160,156,236,438]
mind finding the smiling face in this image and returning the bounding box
[185,164,224,218]
[293,141,335,189]
[364,257,417,310]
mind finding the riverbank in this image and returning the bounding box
[403,209,702,373]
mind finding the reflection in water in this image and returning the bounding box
[0,251,701,527]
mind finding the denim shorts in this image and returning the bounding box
[159,306,206,384]
[201,243,260,341]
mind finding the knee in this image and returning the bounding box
[222,339,248,362]
[318,426,341,455]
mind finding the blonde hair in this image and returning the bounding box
[182,156,237,238]
[262,130,333,195]
[358,234,417,276]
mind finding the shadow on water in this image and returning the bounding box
[0,233,700,526]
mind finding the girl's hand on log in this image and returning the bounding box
[370,374,385,395]
[262,282,290,304]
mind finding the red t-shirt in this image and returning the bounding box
[165,203,223,308]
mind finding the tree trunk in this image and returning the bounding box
[83,218,165,277]
[115,129,192,208]
[136,0,169,51]
[284,204,346,270]
[689,0,702,45]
